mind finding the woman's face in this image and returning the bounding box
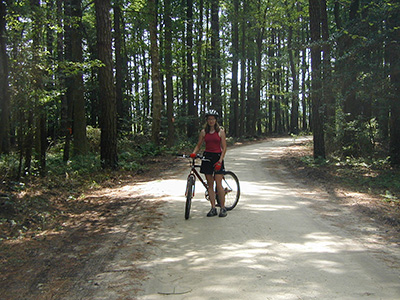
[207,116,216,126]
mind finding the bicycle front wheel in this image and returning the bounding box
[185,176,195,219]
[220,171,240,211]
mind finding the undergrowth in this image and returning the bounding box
[0,135,200,240]
[297,149,400,204]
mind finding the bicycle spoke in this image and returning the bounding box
[220,171,240,211]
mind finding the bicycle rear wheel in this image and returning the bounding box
[185,175,195,219]
[217,171,240,211]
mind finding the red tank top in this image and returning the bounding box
[204,131,222,153]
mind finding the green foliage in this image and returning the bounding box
[334,109,378,157]
[0,153,20,181]
[47,152,100,177]
[118,151,144,172]
[138,142,164,157]
[58,59,105,77]
[1,0,399,192]
[382,191,399,204]
[332,155,399,200]
[86,126,101,153]
[299,150,399,203]
[299,155,328,167]
[116,135,163,171]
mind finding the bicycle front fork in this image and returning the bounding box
[186,174,196,197]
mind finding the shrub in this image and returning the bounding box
[86,125,101,153]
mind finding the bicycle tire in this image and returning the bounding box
[216,171,240,211]
[185,175,195,219]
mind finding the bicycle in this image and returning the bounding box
[182,154,240,219]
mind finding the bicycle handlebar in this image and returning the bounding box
[180,154,210,162]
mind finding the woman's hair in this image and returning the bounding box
[204,120,220,133]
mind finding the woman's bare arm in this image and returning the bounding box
[192,129,205,154]
[219,129,227,162]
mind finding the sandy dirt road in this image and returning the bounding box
[132,137,400,300]
[77,137,400,300]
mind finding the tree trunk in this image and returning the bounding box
[45,0,56,141]
[0,0,10,154]
[387,0,400,165]
[63,0,73,161]
[288,26,299,134]
[195,0,204,113]
[274,34,283,134]
[246,58,254,135]
[210,0,222,114]
[70,0,88,156]
[341,0,361,156]
[229,0,239,137]
[239,1,246,136]
[142,49,151,128]
[164,0,175,146]
[254,3,267,136]
[31,0,46,175]
[301,48,308,131]
[114,0,126,132]
[274,73,282,133]
[267,29,275,134]
[309,0,325,158]
[95,0,118,168]
[148,0,162,145]
[255,28,263,136]
[320,0,335,152]
[186,0,196,137]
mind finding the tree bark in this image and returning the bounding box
[341,0,361,155]
[164,0,175,146]
[267,29,275,134]
[288,26,299,134]
[31,0,46,175]
[69,0,88,156]
[148,0,162,145]
[210,0,222,115]
[114,0,126,131]
[239,1,246,136]
[230,0,239,137]
[95,0,118,168]
[186,0,196,137]
[320,0,335,152]
[0,0,10,154]
[255,26,263,135]
[301,48,308,131]
[254,3,267,135]
[195,0,204,114]
[387,0,400,165]
[63,0,74,161]
[309,0,325,158]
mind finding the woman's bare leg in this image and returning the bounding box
[205,174,216,207]
[214,174,225,208]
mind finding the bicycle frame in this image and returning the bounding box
[182,154,240,219]
[186,159,209,199]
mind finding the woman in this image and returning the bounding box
[191,110,227,217]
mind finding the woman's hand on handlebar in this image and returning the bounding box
[214,161,222,171]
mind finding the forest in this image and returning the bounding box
[0,0,399,174]
[2,2,400,296]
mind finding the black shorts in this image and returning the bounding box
[200,152,225,175]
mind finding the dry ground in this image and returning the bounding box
[279,141,400,245]
[0,138,399,299]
